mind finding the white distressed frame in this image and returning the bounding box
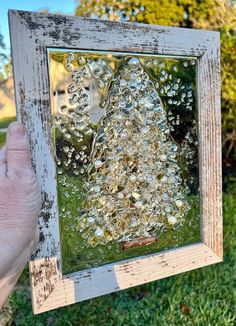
[9,10,222,314]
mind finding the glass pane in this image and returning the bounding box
[48,50,200,274]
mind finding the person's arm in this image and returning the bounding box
[0,122,41,308]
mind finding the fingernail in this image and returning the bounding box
[8,122,26,136]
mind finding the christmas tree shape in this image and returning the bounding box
[79,57,190,247]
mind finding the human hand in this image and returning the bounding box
[0,122,41,308]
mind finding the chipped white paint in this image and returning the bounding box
[9,10,222,314]
[35,243,221,314]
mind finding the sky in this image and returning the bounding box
[0,0,77,57]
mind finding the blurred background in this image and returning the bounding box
[0,1,235,325]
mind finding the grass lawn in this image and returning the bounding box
[0,132,6,148]
[0,117,16,129]
[0,182,235,326]
[0,116,16,148]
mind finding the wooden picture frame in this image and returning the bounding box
[9,10,222,314]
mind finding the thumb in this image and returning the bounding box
[6,122,32,176]
[0,145,6,177]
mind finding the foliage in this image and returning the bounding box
[75,0,236,157]
[221,32,236,135]
[75,0,236,28]
[0,59,12,82]
[0,180,234,325]
[0,29,6,62]
[0,28,11,83]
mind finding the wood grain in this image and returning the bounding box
[36,243,221,314]
[8,10,222,314]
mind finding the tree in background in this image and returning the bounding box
[75,0,236,159]
[0,30,9,82]
[0,30,6,60]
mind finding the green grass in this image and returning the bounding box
[0,116,16,148]
[0,132,6,148]
[0,117,16,129]
[1,182,236,325]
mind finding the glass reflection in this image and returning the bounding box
[48,50,200,273]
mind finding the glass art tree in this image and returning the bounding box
[78,57,190,246]
[50,51,199,272]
